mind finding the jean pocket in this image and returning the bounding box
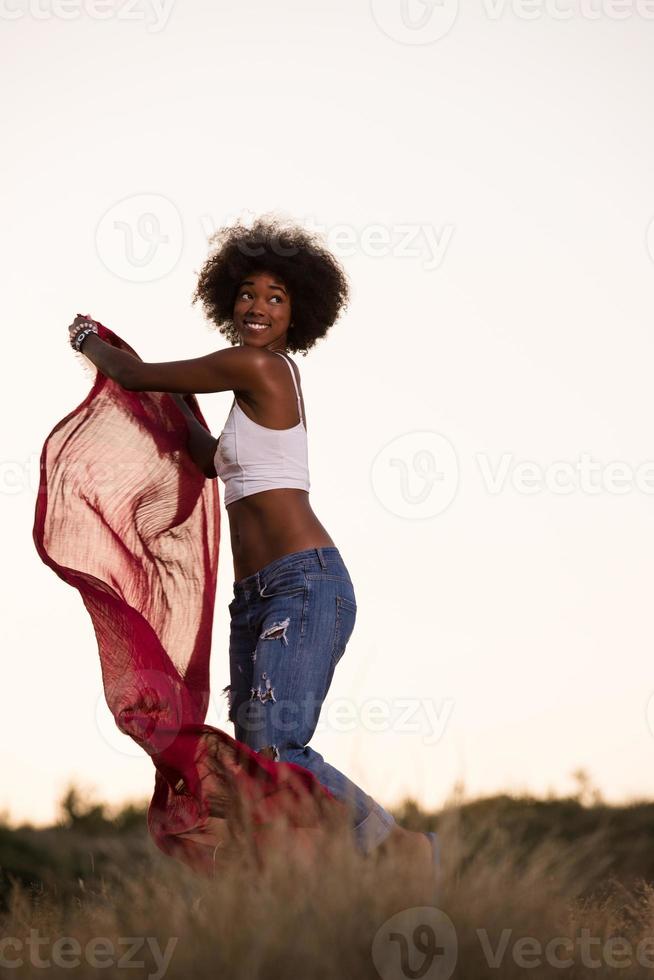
[259,567,307,599]
[331,594,357,667]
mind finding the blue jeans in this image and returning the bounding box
[226,546,396,854]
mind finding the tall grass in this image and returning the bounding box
[1,784,654,978]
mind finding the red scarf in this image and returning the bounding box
[33,321,343,876]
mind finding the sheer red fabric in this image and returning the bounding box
[32,321,344,876]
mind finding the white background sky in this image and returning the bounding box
[3,0,654,826]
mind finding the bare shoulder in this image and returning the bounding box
[237,349,302,406]
[264,347,301,379]
[122,341,276,395]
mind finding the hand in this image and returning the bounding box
[68,313,98,349]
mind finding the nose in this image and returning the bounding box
[247,302,267,320]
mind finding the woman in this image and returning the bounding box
[67,216,438,881]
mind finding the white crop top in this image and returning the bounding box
[214,350,310,507]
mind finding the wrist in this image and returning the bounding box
[71,325,100,354]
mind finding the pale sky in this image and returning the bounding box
[3,0,654,825]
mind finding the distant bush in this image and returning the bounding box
[56,784,149,837]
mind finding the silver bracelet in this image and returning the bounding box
[72,323,98,352]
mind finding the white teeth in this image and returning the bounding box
[245,323,269,330]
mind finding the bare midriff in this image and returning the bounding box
[226,488,336,582]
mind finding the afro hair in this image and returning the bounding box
[192,214,350,356]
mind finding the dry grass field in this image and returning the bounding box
[1,782,654,979]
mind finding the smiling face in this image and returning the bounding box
[233,269,291,350]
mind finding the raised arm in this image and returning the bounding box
[68,318,272,479]
[78,334,269,395]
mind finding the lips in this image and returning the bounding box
[244,321,270,331]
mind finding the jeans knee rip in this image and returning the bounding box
[259,616,291,646]
[250,671,276,704]
[249,617,291,704]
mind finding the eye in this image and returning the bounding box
[238,289,285,303]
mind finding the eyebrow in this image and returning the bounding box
[239,279,287,296]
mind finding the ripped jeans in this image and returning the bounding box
[225,546,396,855]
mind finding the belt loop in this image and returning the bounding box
[316,547,326,568]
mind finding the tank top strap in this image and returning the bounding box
[272,351,303,425]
